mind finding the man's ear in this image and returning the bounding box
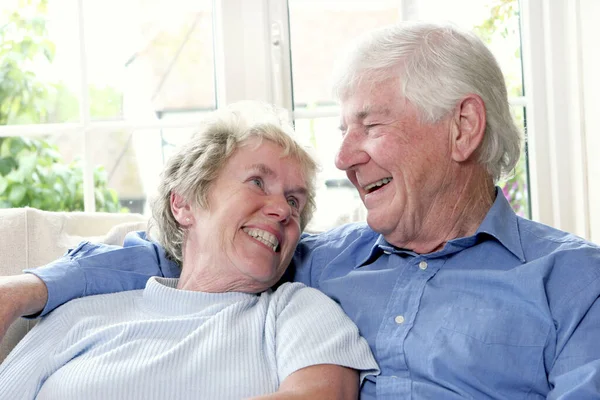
[451,94,486,162]
[170,192,193,226]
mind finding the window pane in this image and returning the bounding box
[0,126,204,215]
[294,114,366,232]
[0,133,104,211]
[417,0,523,97]
[83,0,215,121]
[0,0,80,125]
[289,1,400,107]
[288,0,523,106]
[80,130,146,213]
[85,124,208,215]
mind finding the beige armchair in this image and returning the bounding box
[0,207,148,363]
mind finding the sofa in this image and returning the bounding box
[0,207,148,363]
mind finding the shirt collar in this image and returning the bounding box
[356,186,526,266]
[357,234,418,267]
[474,187,526,261]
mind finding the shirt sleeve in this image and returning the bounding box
[547,271,600,398]
[273,283,380,385]
[289,233,319,287]
[24,231,180,316]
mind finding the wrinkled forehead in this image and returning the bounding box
[236,138,312,184]
[339,77,407,122]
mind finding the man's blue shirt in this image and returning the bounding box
[28,191,600,399]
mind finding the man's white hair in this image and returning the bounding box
[331,21,522,182]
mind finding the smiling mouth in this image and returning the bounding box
[242,227,280,252]
[363,177,393,194]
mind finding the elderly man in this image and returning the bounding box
[2,21,600,399]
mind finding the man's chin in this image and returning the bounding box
[366,211,391,234]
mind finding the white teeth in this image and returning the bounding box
[364,177,393,192]
[242,228,279,252]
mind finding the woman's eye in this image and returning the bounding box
[251,178,263,189]
[287,197,299,209]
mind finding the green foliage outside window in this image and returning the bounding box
[0,0,124,212]
[0,137,122,212]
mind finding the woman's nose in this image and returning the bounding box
[263,195,292,224]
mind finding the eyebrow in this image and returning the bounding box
[249,163,309,197]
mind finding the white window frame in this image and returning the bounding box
[0,0,596,242]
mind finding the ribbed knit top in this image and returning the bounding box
[0,278,378,399]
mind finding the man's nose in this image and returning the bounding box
[335,129,369,171]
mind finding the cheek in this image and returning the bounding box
[283,226,301,254]
[288,225,301,247]
[369,140,406,172]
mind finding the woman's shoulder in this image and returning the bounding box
[267,282,342,315]
[270,281,319,298]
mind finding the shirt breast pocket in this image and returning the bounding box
[428,307,550,399]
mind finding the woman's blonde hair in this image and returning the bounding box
[149,101,319,265]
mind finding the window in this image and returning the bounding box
[0,0,214,213]
[1,0,597,242]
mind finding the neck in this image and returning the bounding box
[385,172,496,254]
[176,253,268,294]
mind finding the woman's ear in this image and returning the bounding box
[170,192,193,226]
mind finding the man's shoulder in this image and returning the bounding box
[516,217,600,278]
[300,222,379,250]
[290,223,379,287]
[518,217,600,255]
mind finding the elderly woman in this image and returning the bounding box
[0,102,378,399]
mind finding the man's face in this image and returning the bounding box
[335,76,454,247]
[187,138,308,293]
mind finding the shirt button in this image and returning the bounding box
[419,261,428,270]
[395,315,405,324]
[383,250,391,255]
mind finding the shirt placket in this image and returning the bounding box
[375,251,440,399]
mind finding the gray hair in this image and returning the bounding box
[149,101,319,266]
[331,21,522,182]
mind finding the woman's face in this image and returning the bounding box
[180,139,309,293]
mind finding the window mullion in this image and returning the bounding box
[77,0,95,212]
[266,0,292,114]
[214,0,274,106]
